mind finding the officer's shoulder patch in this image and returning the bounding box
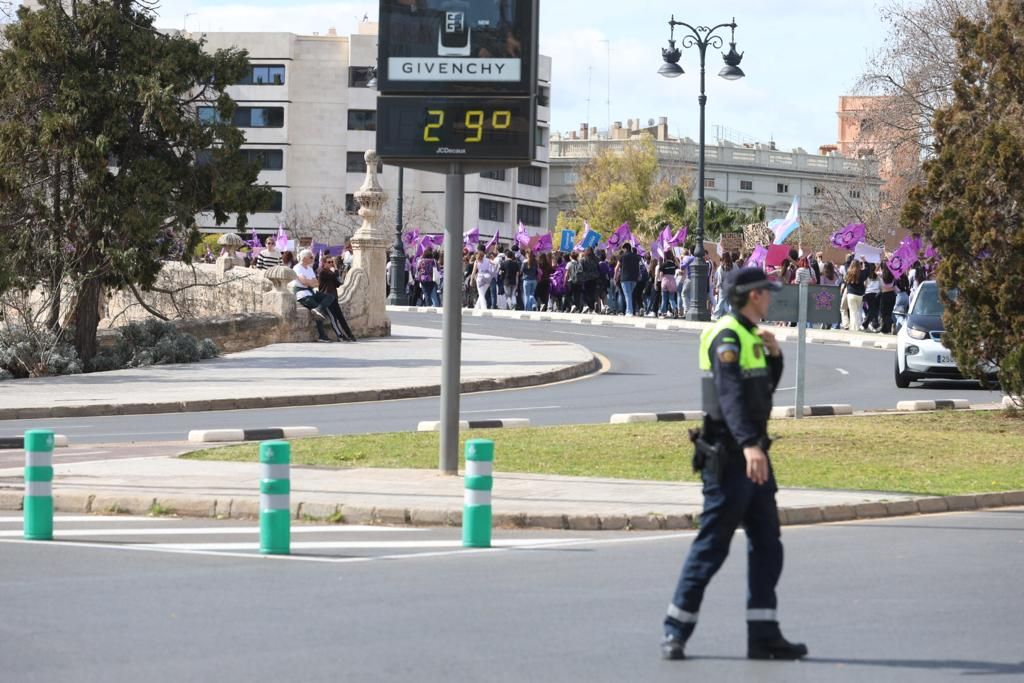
[716,343,740,364]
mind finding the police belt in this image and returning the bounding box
[688,427,772,480]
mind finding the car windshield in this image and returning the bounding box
[912,283,944,316]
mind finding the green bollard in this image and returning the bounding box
[259,440,291,555]
[24,430,55,541]
[462,439,494,548]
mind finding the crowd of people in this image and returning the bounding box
[395,242,934,334]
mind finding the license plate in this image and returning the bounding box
[937,354,953,364]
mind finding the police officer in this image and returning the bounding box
[661,266,808,661]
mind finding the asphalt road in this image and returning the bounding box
[1,507,1021,682]
[0,311,1003,447]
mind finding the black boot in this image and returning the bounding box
[660,636,685,660]
[747,635,808,660]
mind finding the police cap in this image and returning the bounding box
[726,267,783,295]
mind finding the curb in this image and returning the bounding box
[187,427,319,443]
[0,435,68,449]
[389,306,901,351]
[417,419,530,432]
[771,404,854,418]
[895,399,969,411]
[1,488,1021,531]
[609,411,703,424]
[0,355,601,421]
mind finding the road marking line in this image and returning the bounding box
[142,538,576,551]
[462,405,560,414]
[546,330,614,339]
[0,531,698,564]
[776,386,797,392]
[0,515,177,523]
[836,368,850,375]
[0,524,417,537]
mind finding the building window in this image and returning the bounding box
[517,204,543,227]
[345,193,360,214]
[704,177,716,189]
[813,185,825,196]
[346,151,383,173]
[538,86,550,107]
[238,64,286,86]
[777,183,789,194]
[260,190,283,213]
[479,199,506,222]
[849,189,862,199]
[519,166,543,187]
[565,171,579,184]
[348,109,376,131]
[740,179,753,191]
[198,106,285,128]
[240,149,284,171]
[348,66,375,88]
[480,169,506,181]
[535,126,547,147]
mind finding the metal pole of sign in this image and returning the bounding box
[439,163,465,473]
[795,281,808,419]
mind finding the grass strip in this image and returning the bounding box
[183,411,1024,496]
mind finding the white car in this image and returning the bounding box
[894,281,997,387]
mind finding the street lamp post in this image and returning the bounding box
[387,166,409,305]
[659,16,744,322]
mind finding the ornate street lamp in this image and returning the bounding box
[659,17,744,321]
[367,65,409,305]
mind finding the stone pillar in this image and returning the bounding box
[338,151,391,338]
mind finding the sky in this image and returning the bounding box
[149,0,892,153]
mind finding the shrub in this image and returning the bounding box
[89,319,219,371]
[0,325,83,379]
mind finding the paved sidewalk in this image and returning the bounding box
[2,453,1017,531]
[0,325,597,421]
[389,305,901,350]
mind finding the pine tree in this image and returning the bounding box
[902,0,1024,402]
[0,0,270,362]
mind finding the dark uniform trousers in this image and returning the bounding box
[665,451,783,642]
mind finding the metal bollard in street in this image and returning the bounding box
[24,430,55,541]
[462,438,494,548]
[259,440,291,555]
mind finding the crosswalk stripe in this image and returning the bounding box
[0,524,416,538]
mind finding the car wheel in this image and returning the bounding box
[895,357,912,388]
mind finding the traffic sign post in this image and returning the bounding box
[376,0,539,474]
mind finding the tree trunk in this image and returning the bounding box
[46,280,62,331]
[73,276,102,364]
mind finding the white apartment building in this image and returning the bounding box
[548,118,881,231]
[192,22,551,242]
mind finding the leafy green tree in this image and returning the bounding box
[0,0,269,363]
[571,135,674,242]
[902,0,1024,404]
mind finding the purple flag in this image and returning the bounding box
[887,243,917,279]
[549,264,568,296]
[668,226,688,247]
[900,235,923,255]
[516,221,531,250]
[650,237,665,260]
[463,226,480,251]
[249,226,261,250]
[603,222,633,251]
[924,245,938,261]
[311,241,328,256]
[416,233,443,257]
[745,245,769,269]
[275,223,288,249]
[528,233,553,254]
[485,229,500,252]
[402,228,420,252]
[830,223,866,251]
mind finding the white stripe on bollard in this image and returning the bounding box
[465,460,493,477]
[260,464,291,480]
[25,481,53,497]
[25,452,53,468]
[259,493,290,511]
[464,489,492,506]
